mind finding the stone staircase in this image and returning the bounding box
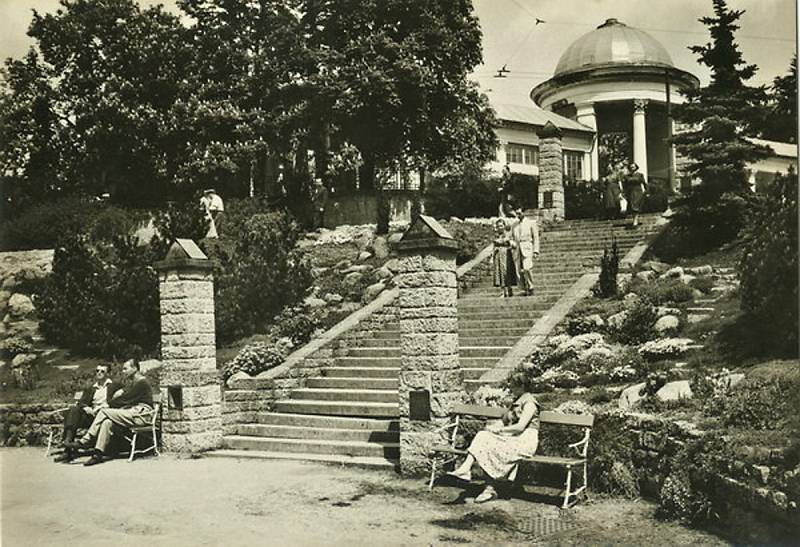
[215,215,662,467]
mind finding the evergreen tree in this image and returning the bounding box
[669,0,770,251]
[759,56,797,144]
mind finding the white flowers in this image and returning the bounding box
[637,337,695,360]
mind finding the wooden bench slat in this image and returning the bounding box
[431,445,467,455]
[449,404,506,419]
[525,455,586,466]
[539,411,594,427]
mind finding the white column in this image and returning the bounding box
[576,103,599,180]
[633,99,648,181]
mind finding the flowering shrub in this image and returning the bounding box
[221,337,295,381]
[704,377,793,430]
[269,305,324,347]
[554,400,592,415]
[0,336,33,358]
[638,338,695,360]
[471,385,512,408]
[608,299,659,345]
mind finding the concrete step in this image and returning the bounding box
[458,301,553,313]
[307,377,398,390]
[322,367,400,378]
[206,448,399,469]
[459,336,525,347]
[345,347,400,358]
[459,357,501,368]
[347,338,401,348]
[274,400,399,418]
[459,318,537,330]
[459,310,545,320]
[335,357,402,367]
[223,435,400,459]
[460,346,512,358]
[289,388,397,403]
[237,423,398,443]
[459,326,531,337]
[368,330,402,339]
[257,412,398,431]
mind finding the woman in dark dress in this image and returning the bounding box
[492,219,517,297]
[602,165,622,220]
[622,162,646,227]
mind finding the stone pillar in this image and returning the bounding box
[576,103,600,180]
[536,121,565,222]
[394,216,463,476]
[633,99,649,181]
[155,239,222,453]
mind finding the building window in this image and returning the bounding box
[506,143,538,166]
[564,150,584,182]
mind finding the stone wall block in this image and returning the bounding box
[163,404,221,422]
[161,369,219,388]
[160,297,215,315]
[396,272,457,289]
[398,288,456,308]
[159,280,214,300]
[161,333,216,348]
[161,313,216,335]
[161,345,216,361]
[160,357,217,372]
[162,417,222,435]
[400,333,458,356]
[400,317,458,334]
[399,306,458,320]
[162,430,221,452]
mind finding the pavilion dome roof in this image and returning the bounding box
[554,18,674,77]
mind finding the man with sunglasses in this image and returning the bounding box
[54,364,120,463]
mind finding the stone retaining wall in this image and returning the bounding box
[0,403,65,446]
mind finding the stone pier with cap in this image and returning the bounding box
[537,120,565,222]
[156,239,222,453]
[394,216,464,476]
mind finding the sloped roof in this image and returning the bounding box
[493,103,594,133]
[747,137,798,159]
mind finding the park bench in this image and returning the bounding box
[46,393,162,462]
[429,404,594,508]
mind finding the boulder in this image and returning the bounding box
[7,294,34,318]
[362,282,386,303]
[371,236,390,259]
[384,258,401,272]
[661,266,685,279]
[635,270,656,282]
[304,296,327,308]
[354,232,374,252]
[619,382,646,409]
[11,353,36,368]
[311,267,330,277]
[622,292,640,308]
[720,373,745,389]
[687,313,711,324]
[655,380,693,402]
[357,251,372,262]
[339,302,362,313]
[617,273,633,294]
[334,260,352,271]
[376,267,393,280]
[654,315,680,334]
[655,306,681,318]
[2,276,16,290]
[387,233,403,245]
[680,273,696,285]
[585,314,605,329]
[687,265,713,276]
[691,289,704,299]
[343,264,371,274]
[606,311,628,330]
[642,260,670,274]
[227,371,252,389]
[344,272,364,285]
[449,216,463,223]
[323,293,344,304]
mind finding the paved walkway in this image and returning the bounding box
[1,448,728,546]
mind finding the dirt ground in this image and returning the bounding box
[1,448,730,547]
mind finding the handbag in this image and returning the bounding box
[619,194,628,213]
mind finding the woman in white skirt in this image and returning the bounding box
[447,384,540,503]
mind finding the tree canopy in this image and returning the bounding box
[1,0,496,212]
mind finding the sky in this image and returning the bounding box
[1,0,796,107]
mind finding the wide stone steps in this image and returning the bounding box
[208,449,398,468]
[289,388,397,403]
[274,400,399,418]
[223,435,400,459]
[238,423,398,443]
[218,215,663,465]
[307,377,398,390]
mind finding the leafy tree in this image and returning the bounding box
[759,56,797,144]
[669,0,771,251]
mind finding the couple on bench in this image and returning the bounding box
[445,383,540,504]
[55,358,153,466]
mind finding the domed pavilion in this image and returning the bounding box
[531,18,700,184]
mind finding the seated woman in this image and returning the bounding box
[447,383,540,503]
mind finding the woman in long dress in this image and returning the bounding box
[492,219,517,297]
[447,383,541,503]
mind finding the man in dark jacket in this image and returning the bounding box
[54,364,120,463]
[68,358,154,466]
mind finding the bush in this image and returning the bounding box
[424,165,501,219]
[640,177,672,213]
[564,179,604,220]
[608,299,659,345]
[270,305,323,347]
[633,277,695,305]
[587,413,641,498]
[212,212,312,344]
[221,338,294,381]
[35,235,160,357]
[706,377,792,430]
[0,336,33,358]
[738,170,798,356]
[657,469,712,524]
[445,222,482,265]
[594,240,620,297]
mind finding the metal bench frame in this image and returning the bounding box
[429,404,594,508]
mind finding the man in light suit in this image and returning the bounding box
[511,207,540,296]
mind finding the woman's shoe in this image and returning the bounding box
[474,486,498,504]
[83,453,105,467]
[445,469,472,482]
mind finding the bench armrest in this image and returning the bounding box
[567,429,591,457]
[450,404,507,419]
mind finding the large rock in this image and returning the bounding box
[343,264,371,274]
[606,311,628,330]
[357,251,372,262]
[654,315,680,334]
[617,273,633,294]
[354,232,374,252]
[7,294,34,318]
[2,276,16,290]
[323,293,344,305]
[635,270,656,282]
[371,236,390,259]
[619,382,646,409]
[11,353,36,368]
[334,259,352,271]
[622,292,639,308]
[376,267,393,280]
[362,282,386,303]
[311,267,330,278]
[655,306,681,318]
[687,265,713,276]
[387,233,403,245]
[642,260,670,275]
[344,272,364,285]
[661,266,685,279]
[384,258,401,272]
[304,296,327,308]
[656,380,693,402]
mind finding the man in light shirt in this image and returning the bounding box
[54,365,119,463]
[511,207,541,296]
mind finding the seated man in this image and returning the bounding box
[54,364,120,463]
[67,358,154,466]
